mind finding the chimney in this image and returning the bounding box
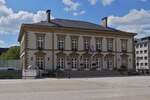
[46,9,51,23]
[101,17,108,28]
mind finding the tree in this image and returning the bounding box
[0,46,20,60]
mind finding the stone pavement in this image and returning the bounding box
[0,76,150,100]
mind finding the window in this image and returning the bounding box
[107,57,114,70]
[121,39,127,52]
[145,63,148,66]
[57,57,65,70]
[144,43,147,47]
[96,39,102,51]
[95,57,102,69]
[144,56,147,60]
[140,63,143,66]
[144,50,147,53]
[136,51,139,54]
[58,38,65,50]
[136,44,139,48]
[140,50,143,54]
[71,58,78,69]
[71,38,78,51]
[36,34,45,49]
[36,56,45,69]
[84,58,90,69]
[84,39,90,51]
[140,44,143,48]
[136,63,139,66]
[107,38,113,51]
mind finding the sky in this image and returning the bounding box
[0,0,150,47]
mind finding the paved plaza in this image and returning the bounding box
[0,76,150,100]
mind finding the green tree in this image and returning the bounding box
[0,46,20,60]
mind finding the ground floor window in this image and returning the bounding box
[84,58,90,70]
[121,55,128,67]
[57,57,65,70]
[95,57,103,69]
[107,56,114,70]
[71,58,78,69]
[36,56,45,70]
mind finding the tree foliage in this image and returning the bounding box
[0,46,20,60]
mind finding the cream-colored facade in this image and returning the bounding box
[18,12,136,77]
[19,26,135,72]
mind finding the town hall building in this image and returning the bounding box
[18,10,136,78]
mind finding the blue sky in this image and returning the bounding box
[0,0,150,47]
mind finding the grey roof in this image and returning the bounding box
[32,18,118,32]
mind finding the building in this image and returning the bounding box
[18,10,136,78]
[135,36,150,73]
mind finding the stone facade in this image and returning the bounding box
[18,15,136,77]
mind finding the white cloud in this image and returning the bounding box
[88,0,115,6]
[73,10,86,16]
[0,0,47,35]
[0,40,5,47]
[62,0,80,12]
[101,0,115,6]
[0,40,4,44]
[139,0,147,2]
[108,9,150,38]
[88,0,98,5]
[62,0,85,16]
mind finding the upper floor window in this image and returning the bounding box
[144,56,147,60]
[121,39,127,52]
[57,36,65,50]
[136,44,139,48]
[36,34,45,49]
[145,63,148,66]
[84,38,90,51]
[140,50,143,54]
[96,38,102,51]
[144,50,147,53]
[144,43,147,47]
[71,38,78,51]
[136,51,139,54]
[107,38,113,51]
[140,44,143,48]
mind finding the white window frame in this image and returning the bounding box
[121,39,127,51]
[57,57,65,70]
[84,58,90,70]
[71,57,78,70]
[71,38,78,50]
[95,57,102,70]
[37,35,45,49]
[58,39,64,50]
[36,56,45,69]
[96,39,102,51]
[107,39,113,51]
[84,39,90,50]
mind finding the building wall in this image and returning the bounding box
[135,39,150,71]
[21,30,134,71]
